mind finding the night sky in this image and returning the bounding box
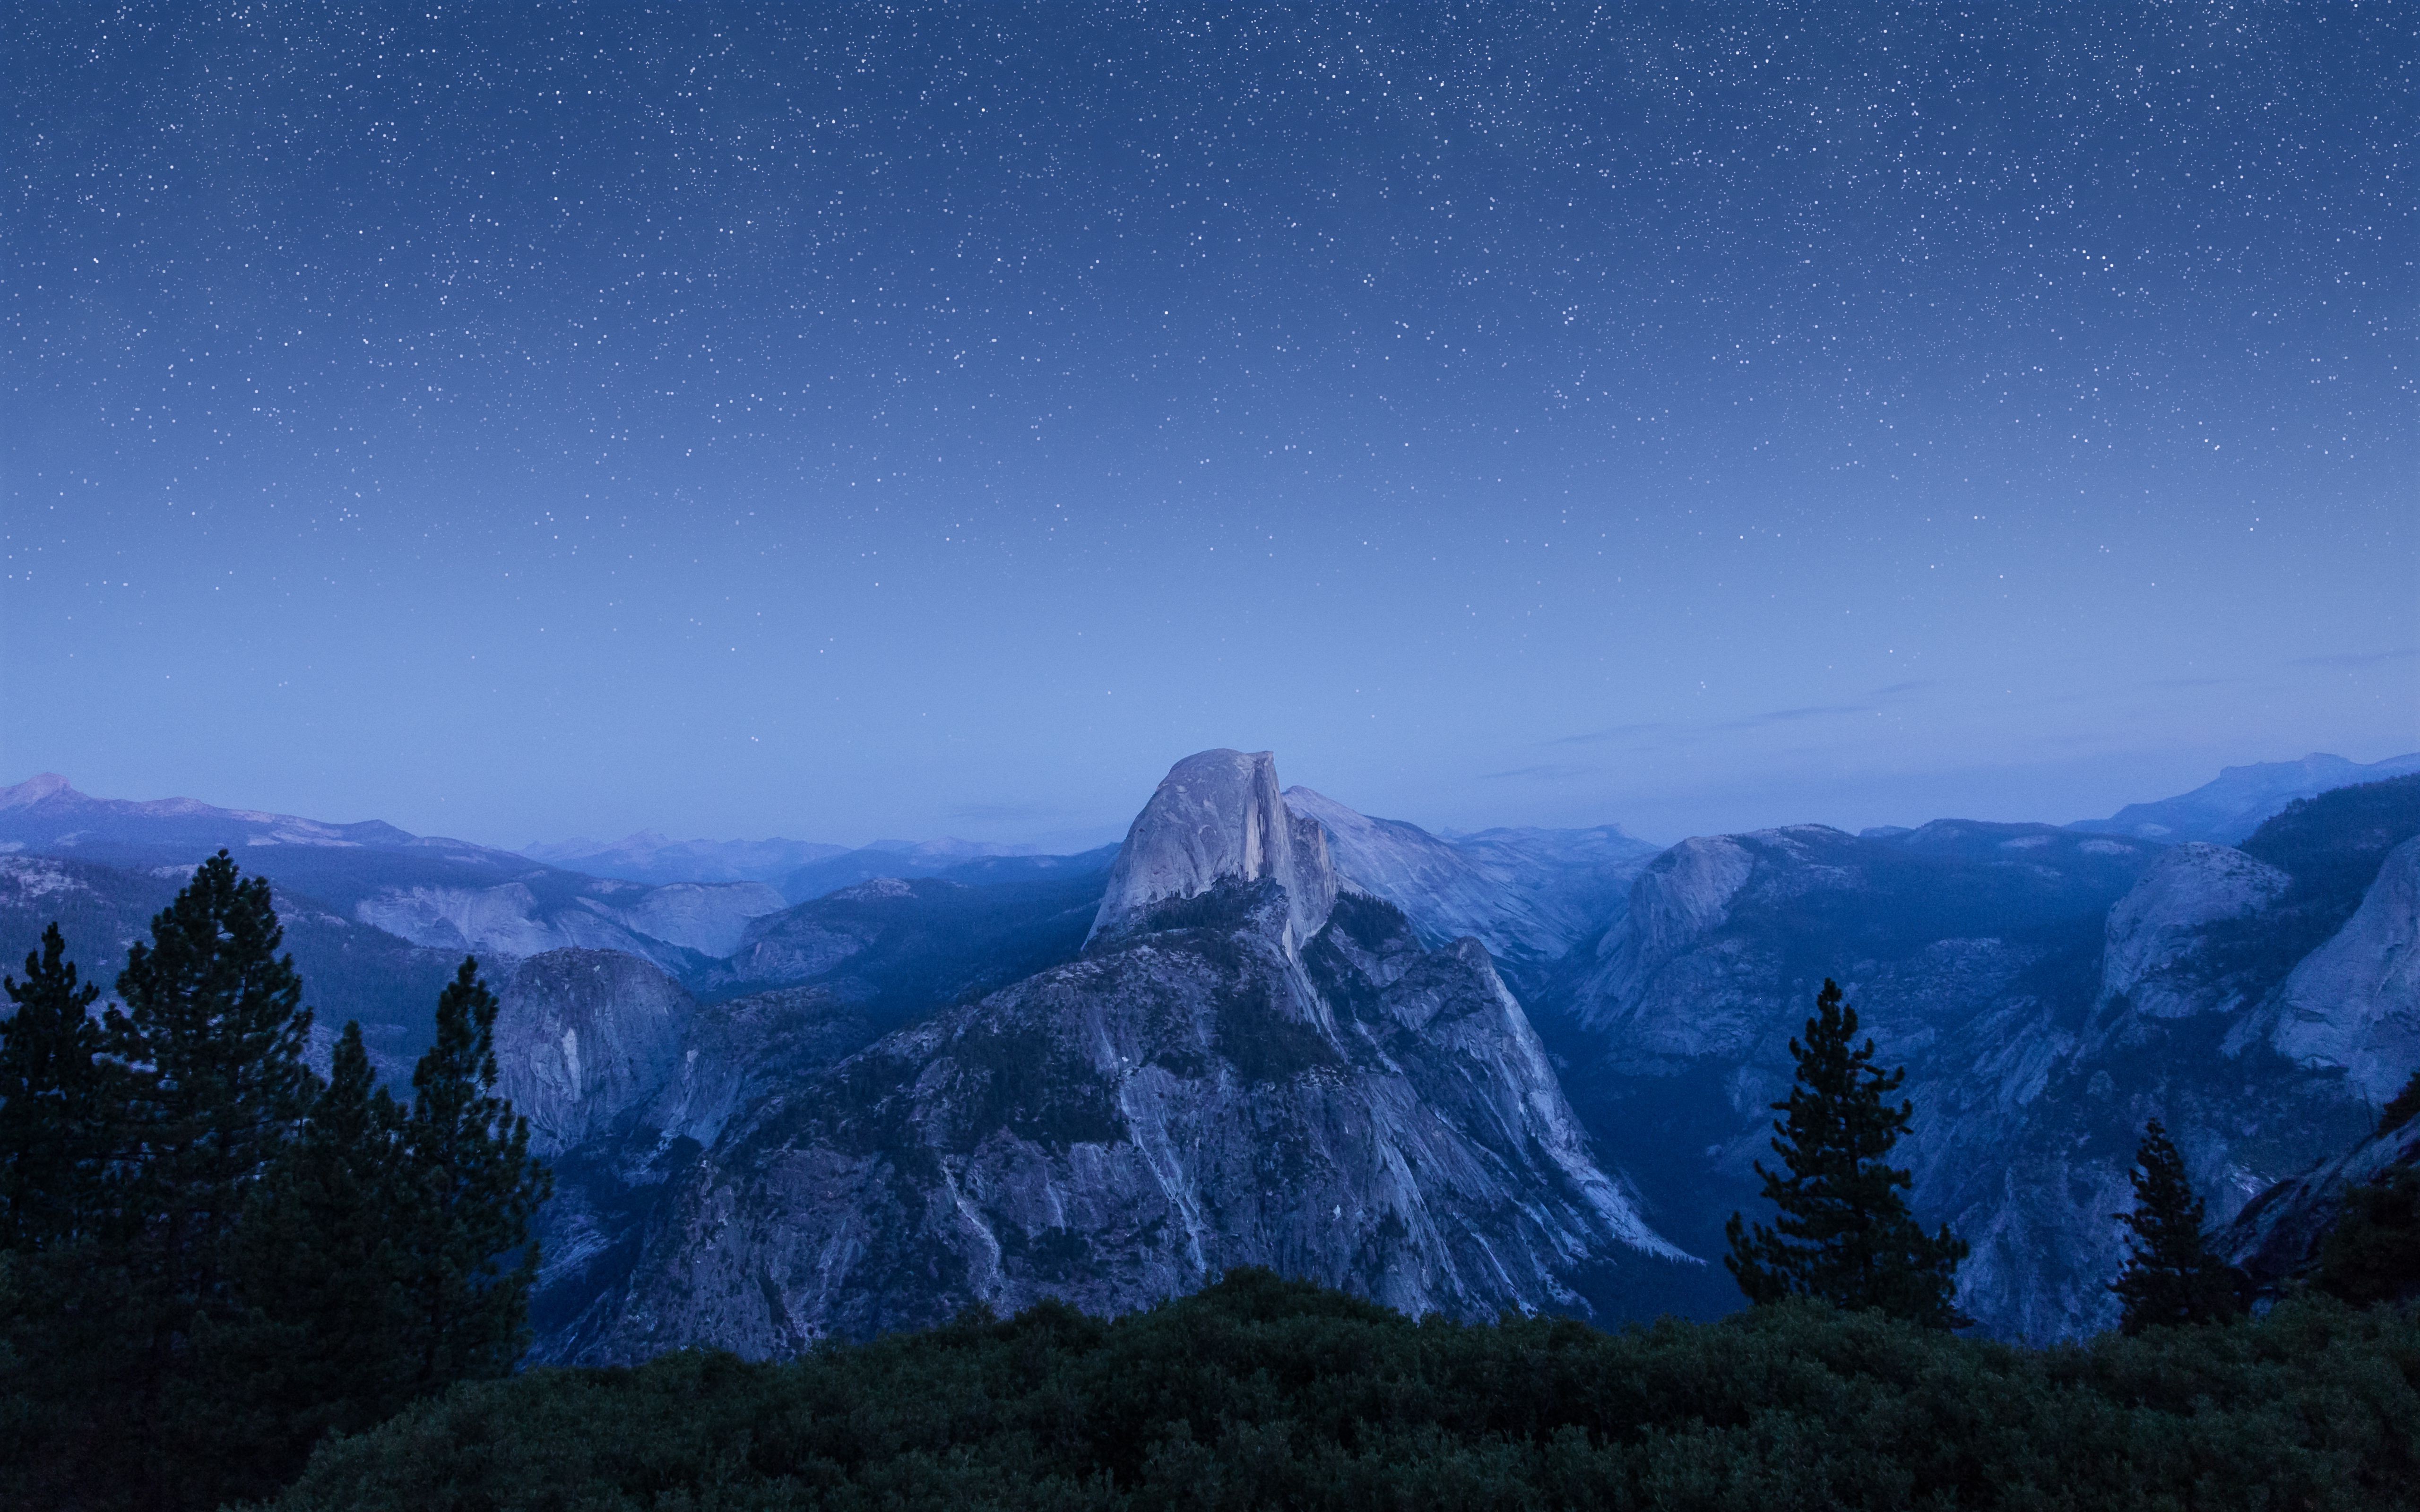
[4,1,2411,849]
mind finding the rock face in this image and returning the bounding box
[1281,787,1657,970]
[1089,750,1337,952]
[530,751,1685,1362]
[2222,1109,2420,1294]
[2098,842,2291,1019]
[1548,790,2420,1340]
[493,949,697,1155]
[1573,834,1760,1045]
[2264,836,2420,1103]
[355,877,782,978]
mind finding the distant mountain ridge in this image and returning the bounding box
[2071,751,2420,844]
[522,831,1113,898]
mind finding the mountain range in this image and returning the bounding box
[2,750,2414,1346]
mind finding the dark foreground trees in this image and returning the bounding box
[2110,1118,2246,1333]
[260,1267,2420,1512]
[0,853,548,1512]
[1725,979,1970,1327]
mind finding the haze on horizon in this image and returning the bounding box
[3,2,2411,851]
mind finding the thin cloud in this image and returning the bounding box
[1545,722,1669,747]
[1727,703,1870,728]
[1479,763,1597,782]
[1871,680,1935,697]
[2290,647,2420,670]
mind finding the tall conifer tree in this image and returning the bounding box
[1725,979,1970,1328]
[393,958,551,1391]
[105,850,323,1509]
[0,924,113,1251]
[0,926,135,1512]
[2110,1119,2243,1332]
[212,1021,416,1502]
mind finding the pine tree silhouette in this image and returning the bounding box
[1725,978,1970,1328]
[393,958,552,1392]
[215,1021,417,1499]
[2109,1119,2243,1334]
[0,924,114,1251]
[105,850,322,1509]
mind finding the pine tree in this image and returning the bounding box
[392,958,551,1392]
[210,1022,416,1502]
[2110,1119,2244,1333]
[0,924,113,1251]
[1724,978,1970,1328]
[105,850,323,1510]
[0,926,138,1511]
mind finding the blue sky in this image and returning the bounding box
[4,1,2411,848]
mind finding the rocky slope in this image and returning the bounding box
[1549,778,2420,1339]
[494,950,700,1155]
[527,751,1685,1361]
[2221,1105,2420,1295]
[1281,787,1658,976]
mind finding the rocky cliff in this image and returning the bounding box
[1089,750,1337,951]
[528,751,1685,1361]
[1281,787,1657,972]
[1548,783,2420,1340]
[493,949,698,1155]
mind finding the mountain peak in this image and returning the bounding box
[1088,749,1337,950]
[0,773,75,810]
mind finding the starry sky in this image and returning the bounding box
[4,0,2412,849]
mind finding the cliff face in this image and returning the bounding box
[2221,1109,2420,1293]
[1549,793,2420,1340]
[2258,836,2420,1102]
[1088,750,1337,952]
[493,948,697,1155]
[530,752,1683,1362]
[1280,786,1657,972]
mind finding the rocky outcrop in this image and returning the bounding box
[718,878,907,986]
[1573,833,1760,1042]
[536,880,1688,1362]
[528,752,1686,1362]
[494,949,696,1154]
[2264,835,2420,1104]
[1282,787,1657,968]
[2222,1110,2420,1293]
[2097,842,2290,1019]
[355,876,780,978]
[1089,751,1337,952]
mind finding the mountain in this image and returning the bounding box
[522,749,1688,1360]
[521,832,853,887]
[2072,752,2420,844]
[0,771,463,860]
[776,838,1099,905]
[1281,789,1659,979]
[0,773,786,987]
[1547,776,2420,1338]
[708,869,1114,1024]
